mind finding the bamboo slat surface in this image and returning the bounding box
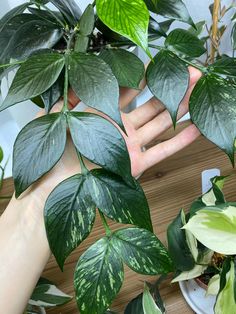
[1,121,236,314]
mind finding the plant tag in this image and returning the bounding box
[201,169,220,194]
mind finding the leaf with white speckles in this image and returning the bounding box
[44,175,96,270]
[74,237,124,314]
[190,74,236,165]
[112,228,173,275]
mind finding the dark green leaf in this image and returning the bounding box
[167,210,195,271]
[0,52,65,112]
[79,4,95,36]
[125,293,144,314]
[96,0,150,55]
[87,169,152,231]
[219,258,231,293]
[28,7,65,26]
[13,113,67,197]
[190,74,236,165]
[146,50,189,125]
[95,18,127,43]
[68,52,121,127]
[99,49,145,89]
[0,3,29,32]
[0,146,3,163]
[148,17,174,41]
[44,175,96,270]
[188,21,206,36]
[210,56,236,78]
[50,0,81,25]
[165,29,206,58]
[144,0,194,27]
[31,96,45,109]
[74,237,124,314]
[67,112,133,186]
[112,228,173,275]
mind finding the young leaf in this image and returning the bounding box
[148,17,174,41]
[183,205,236,255]
[144,0,195,27]
[146,50,189,126]
[13,113,67,197]
[99,49,145,89]
[190,74,236,165]
[0,3,29,32]
[206,274,220,296]
[112,228,173,275]
[125,293,144,314]
[79,4,95,36]
[68,52,122,127]
[210,56,236,78]
[165,29,206,57]
[67,112,133,186]
[0,52,65,112]
[96,0,150,55]
[50,0,81,25]
[44,175,96,270]
[142,284,162,314]
[74,237,124,314]
[167,210,195,271]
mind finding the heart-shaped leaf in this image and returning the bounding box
[165,29,206,58]
[112,228,173,275]
[0,52,65,112]
[210,56,236,78]
[44,174,96,270]
[144,0,194,27]
[189,74,236,164]
[99,49,145,89]
[74,237,124,314]
[67,112,133,186]
[13,113,67,197]
[68,52,122,127]
[50,0,81,25]
[96,0,150,55]
[146,49,189,126]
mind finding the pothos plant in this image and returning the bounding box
[0,0,236,313]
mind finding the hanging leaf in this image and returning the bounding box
[96,0,150,55]
[0,52,65,112]
[210,56,236,78]
[0,3,29,32]
[100,49,145,89]
[142,284,162,314]
[44,174,96,270]
[148,17,174,41]
[165,29,206,58]
[68,52,122,127]
[50,0,81,25]
[167,210,195,271]
[67,112,133,186]
[13,113,67,197]
[190,74,236,165]
[112,228,173,275]
[146,49,189,126]
[74,237,124,314]
[144,0,195,27]
[125,293,144,314]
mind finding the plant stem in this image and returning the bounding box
[177,56,207,73]
[62,58,69,112]
[210,0,221,63]
[99,211,111,236]
[77,152,89,175]
[0,60,25,69]
[0,196,12,200]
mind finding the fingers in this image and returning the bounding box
[142,124,201,171]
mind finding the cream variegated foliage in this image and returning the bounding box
[142,284,163,314]
[206,274,220,297]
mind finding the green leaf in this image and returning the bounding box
[44,174,96,270]
[74,34,90,53]
[206,274,220,296]
[87,169,152,231]
[167,210,195,271]
[0,3,29,32]
[125,293,144,314]
[112,228,173,275]
[210,56,236,78]
[144,0,194,27]
[165,29,206,58]
[148,17,174,41]
[142,284,162,314]
[99,49,145,89]
[79,4,95,36]
[50,0,81,25]
[0,146,3,163]
[74,237,124,314]
[96,0,150,55]
[188,21,206,37]
[189,74,236,165]
[0,52,65,112]
[29,279,72,307]
[183,205,236,255]
[146,50,189,125]
[28,7,65,26]
[67,112,133,186]
[13,113,67,197]
[68,52,122,127]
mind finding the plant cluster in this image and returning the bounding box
[1,0,236,313]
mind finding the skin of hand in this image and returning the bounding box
[0,66,201,313]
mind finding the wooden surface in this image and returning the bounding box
[1,121,236,314]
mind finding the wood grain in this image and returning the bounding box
[1,121,236,314]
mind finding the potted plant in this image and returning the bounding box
[0,0,236,313]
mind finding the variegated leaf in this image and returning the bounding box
[74,237,124,314]
[206,274,220,296]
[142,284,163,314]
[44,175,96,270]
[112,228,173,275]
